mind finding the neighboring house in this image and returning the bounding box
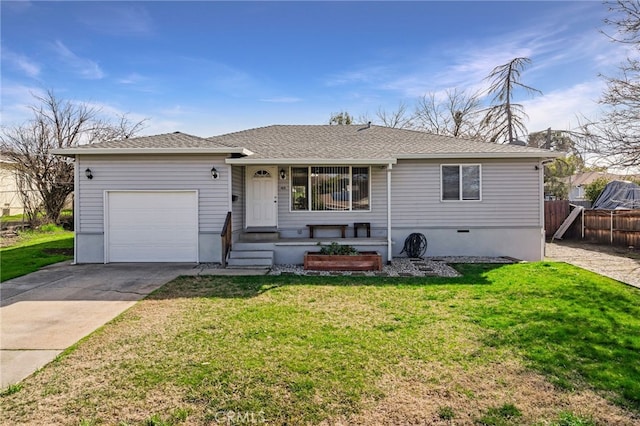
[567,171,620,202]
[53,125,560,265]
[0,159,34,216]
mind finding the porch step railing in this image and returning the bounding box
[220,212,232,267]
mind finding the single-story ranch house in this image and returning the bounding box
[54,124,561,266]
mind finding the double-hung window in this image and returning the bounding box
[441,164,481,201]
[290,166,370,211]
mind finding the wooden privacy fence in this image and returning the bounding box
[545,200,570,238]
[582,209,640,247]
[545,201,640,246]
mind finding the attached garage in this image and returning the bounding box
[105,190,199,263]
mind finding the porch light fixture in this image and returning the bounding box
[85,168,93,180]
[280,168,286,180]
[211,166,219,180]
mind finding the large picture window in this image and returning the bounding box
[290,166,370,211]
[441,164,481,201]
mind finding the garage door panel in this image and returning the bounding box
[106,191,198,263]
[108,230,195,246]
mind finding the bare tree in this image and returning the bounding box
[413,89,483,138]
[577,1,640,167]
[375,102,414,129]
[0,90,145,224]
[481,57,541,144]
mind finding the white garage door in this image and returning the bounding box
[106,191,198,263]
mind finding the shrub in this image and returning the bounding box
[583,177,610,203]
[318,242,358,255]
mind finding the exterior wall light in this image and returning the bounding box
[280,168,287,180]
[211,166,219,180]
[85,168,93,179]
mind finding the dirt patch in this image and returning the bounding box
[0,234,20,248]
[42,248,74,256]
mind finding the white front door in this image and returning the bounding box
[246,166,278,227]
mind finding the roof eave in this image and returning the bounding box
[225,158,397,165]
[51,147,253,157]
[395,151,564,160]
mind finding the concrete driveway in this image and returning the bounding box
[0,261,198,388]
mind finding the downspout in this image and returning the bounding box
[539,160,545,260]
[73,158,79,265]
[387,163,393,264]
[227,163,233,264]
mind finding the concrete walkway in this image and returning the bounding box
[546,241,640,289]
[0,261,267,388]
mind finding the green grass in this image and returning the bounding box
[1,262,639,425]
[477,403,522,425]
[0,209,72,224]
[465,262,640,409]
[0,226,73,281]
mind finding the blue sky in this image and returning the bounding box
[1,1,629,138]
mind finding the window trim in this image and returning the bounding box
[289,165,372,212]
[440,164,482,202]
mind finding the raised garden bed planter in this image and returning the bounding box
[303,251,383,271]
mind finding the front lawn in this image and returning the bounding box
[2,263,639,425]
[0,226,74,281]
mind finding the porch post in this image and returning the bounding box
[227,164,233,212]
[387,163,393,264]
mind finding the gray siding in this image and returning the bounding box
[76,154,230,263]
[391,159,541,228]
[231,165,245,235]
[276,165,389,238]
[77,155,230,233]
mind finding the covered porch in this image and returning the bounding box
[230,233,389,267]
[226,159,395,267]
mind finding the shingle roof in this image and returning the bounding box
[70,131,230,149]
[52,131,249,156]
[54,126,560,160]
[208,125,557,161]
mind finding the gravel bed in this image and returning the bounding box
[269,256,515,277]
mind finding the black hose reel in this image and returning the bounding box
[400,233,428,258]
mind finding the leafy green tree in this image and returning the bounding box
[482,57,542,144]
[528,130,587,199]
[544,155,583,199]
[328,111,354,125]
[584,176,611,202]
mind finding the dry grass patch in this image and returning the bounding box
[337,360,633,425]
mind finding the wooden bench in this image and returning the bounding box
[307,224,347,238]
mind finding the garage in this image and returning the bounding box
[105,191,198,263]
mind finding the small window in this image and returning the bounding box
[441,164,481,201]
[253,169,272,178]
[291,167,309,211]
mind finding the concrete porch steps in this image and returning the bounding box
[239,232,280,242]
[226,247,274,268]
